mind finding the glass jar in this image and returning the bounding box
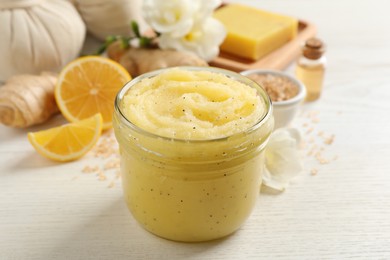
[113,67,274,242]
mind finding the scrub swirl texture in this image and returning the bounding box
[122,68,265,139]
[114,67,274,242]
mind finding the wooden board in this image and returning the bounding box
[209,20,317,72]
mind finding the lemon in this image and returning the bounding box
[27,114,103,162]
[55,56,131,129]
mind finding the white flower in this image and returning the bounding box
[142,0,198,38]
[262,128,304,191]
[142,0,226,61]
[159,17,226,61]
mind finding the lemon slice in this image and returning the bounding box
[27,114,103,162]
[55,56,131,130]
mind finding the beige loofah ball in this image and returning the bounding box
[0,0,86,81]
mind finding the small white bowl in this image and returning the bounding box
[240,69,306,129]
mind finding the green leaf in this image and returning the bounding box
[139,37,151,48]
[120,38,130,49]
[131,21,141,38]
[95,43,107,55]
[105,35,117,44]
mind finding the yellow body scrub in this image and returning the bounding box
[113,67,274,242]
[122,68,264,139]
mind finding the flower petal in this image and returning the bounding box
[142,0,196,37]
[262,128,304,191]
[159,17,226,61]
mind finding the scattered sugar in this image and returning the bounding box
[108,181,116,189]
[82,165,100,174]
[97,169,107,181]
[311,118,320,124]
[310,168,318,176]
[305,127,314,134]
[297,109,339,176]
[324,134,335,145]
[104,158,120,170]
[76,130,122,188]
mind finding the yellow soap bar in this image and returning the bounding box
[214,4,298,60]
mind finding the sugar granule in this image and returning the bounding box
[248,73,299,102]
[297,110,339,176]
[78,130,121,188]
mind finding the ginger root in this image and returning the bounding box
[107,41,208,77]
[0,73,59,128]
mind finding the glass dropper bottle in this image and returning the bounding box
[295,38,326,101]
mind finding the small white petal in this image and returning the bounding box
[142,0,196,37]
[159,17,226,61]
[262,168,289,192]
[262,128,304,191]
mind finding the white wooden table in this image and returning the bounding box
[1,0,390,259]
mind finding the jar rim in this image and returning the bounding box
[114,66,273,143]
